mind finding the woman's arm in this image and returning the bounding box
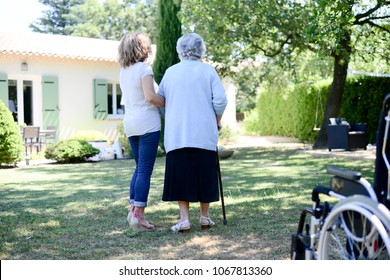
[142,75,165,107]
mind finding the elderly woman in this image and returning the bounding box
[158,33,228,232]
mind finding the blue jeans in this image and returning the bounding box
[128,130,160,207]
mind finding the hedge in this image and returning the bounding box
[245,76,390,144]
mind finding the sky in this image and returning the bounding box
[0,0,45,33]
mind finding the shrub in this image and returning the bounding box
[218,125,238,145]
[0,100,24,166]
[244,79,330,143]
[156,145,165,157]
[44,139,100,163]
[244,75,390,144]
[116,123,131,158]
[340,76,390,144]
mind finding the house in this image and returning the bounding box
[0,32,237,143]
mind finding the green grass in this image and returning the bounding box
[0,147,375,260]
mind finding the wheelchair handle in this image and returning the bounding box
[383,111,390,201]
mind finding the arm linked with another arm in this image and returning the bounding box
[142,75,165,108]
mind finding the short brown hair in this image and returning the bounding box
[118,32,152,68]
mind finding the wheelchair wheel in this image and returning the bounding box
[317,196,390,260]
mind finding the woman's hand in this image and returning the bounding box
[216,114,223,131]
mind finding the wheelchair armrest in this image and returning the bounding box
[312,185,331,203]
[326,166,361,181]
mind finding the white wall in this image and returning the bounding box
[1,55,122,141]
[222,77,238,131]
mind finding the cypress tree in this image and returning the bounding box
[153,0,182,84]
[153,0,181,153]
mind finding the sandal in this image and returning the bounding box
[126,206,135,226]
[130,210,154,232]
[171,220,191,232]
[200,216,215,229]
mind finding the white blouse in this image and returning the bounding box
[120,62,161,137]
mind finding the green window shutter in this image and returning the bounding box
[42,76,59,129]
[93,79,108,119]
[0,73,9,107]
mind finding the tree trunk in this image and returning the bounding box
[312,54,349,149]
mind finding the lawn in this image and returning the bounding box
[0,147,375,260]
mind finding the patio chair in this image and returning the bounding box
[23,126,41,155]
[328,119,368,151]
[41,125,57,146]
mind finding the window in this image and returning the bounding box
[107,82,124,117]
[93,79,123,119]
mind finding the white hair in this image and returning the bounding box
[176,33,206,61]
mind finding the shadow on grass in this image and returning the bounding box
[0,147,375,260]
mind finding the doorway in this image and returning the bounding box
[8,80,17,122]
[23,80,33,125]
[5,77,37,127]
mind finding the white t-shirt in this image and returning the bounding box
[120,62,161,137]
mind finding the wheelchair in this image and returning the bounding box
[291,94,390,260]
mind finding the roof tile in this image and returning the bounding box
[0,32,119,62]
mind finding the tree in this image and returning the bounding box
[152,0,181,153]
[71,0,158,41]
[306,1,390,148]
[67,0,104,38]
[153,0,181,83]
[180,0,390,148]
[128,0,158,42]
[31,0,158,41]
[30,0,86,35]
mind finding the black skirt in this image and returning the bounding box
[162,148,219,203]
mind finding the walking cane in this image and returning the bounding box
[216,147,228,225]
